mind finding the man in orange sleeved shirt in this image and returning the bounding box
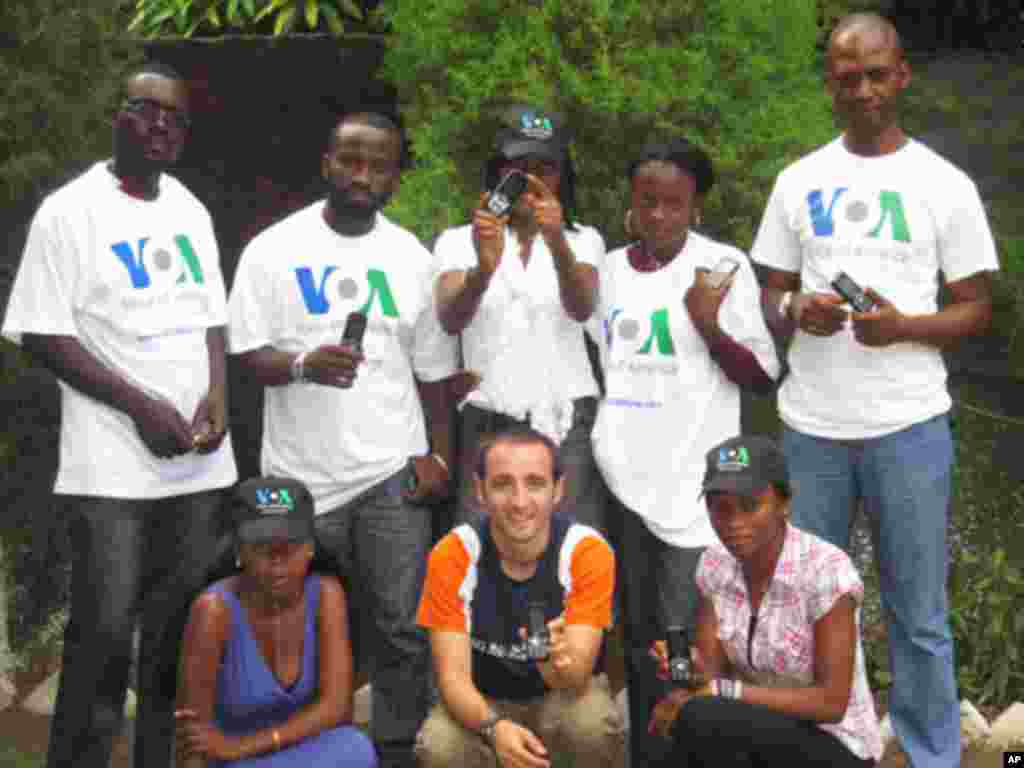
[414,427,624,768]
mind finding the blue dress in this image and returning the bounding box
[207,574,377,768]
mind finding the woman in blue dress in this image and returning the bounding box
[175,476,377,767]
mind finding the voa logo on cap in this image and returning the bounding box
[255,487,294,514]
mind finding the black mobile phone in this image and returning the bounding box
[341,311,368,350]
[705,256,740,289]
[831,271,876,313]
[525,601,550,661]
[485,170,529,217]
[665,626,692,686]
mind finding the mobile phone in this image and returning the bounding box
[485,170,529,217]
[705,256,740,289]
[525,602,550,661]
[341,311,368,351]
[665,626,692,686]
[831,271,876,313]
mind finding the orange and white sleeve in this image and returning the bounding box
[416,532,472,633]
[563,533,615,629]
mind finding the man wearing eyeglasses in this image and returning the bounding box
[751,14,998,768]
[3,63,236,768]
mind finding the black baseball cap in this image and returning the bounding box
[494,105,568,163]
[233,476,315,544]
[701,435,789,498]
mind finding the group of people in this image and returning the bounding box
[2,11,999,768]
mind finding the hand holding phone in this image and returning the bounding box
[831,272,877,313]
[485,170,528,218]
[341,311,368,351]
[525,601,551,661]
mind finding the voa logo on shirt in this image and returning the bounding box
[806,187,912,243]
[604,306,675,357]
[111,235,206,290]
[293,266,400,319]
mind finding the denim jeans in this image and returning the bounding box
[315,466,433,768]
[47,490,226,768]
[454,397,608,534]
[615,497,704,768]
[782,414,959,768]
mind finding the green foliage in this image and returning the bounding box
[951,548,1024,705]
[126,0,384,38]
[381,0,836,248]
[0,1,141,211]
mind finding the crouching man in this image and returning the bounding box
[415,427,624,768]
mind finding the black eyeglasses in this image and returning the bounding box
[121,97,191,131]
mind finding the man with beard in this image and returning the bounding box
[3,63,237,768]
[752,14,998,768]
[228,111,457,768]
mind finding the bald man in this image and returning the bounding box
[750,14,998,768]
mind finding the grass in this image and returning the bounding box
[0,746,43,768]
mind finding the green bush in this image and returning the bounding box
[380,0,836,248]
[951,548,1024,705]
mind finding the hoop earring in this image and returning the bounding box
[624,209,634,238]
[235,554,242,569]
[693,211,702,227]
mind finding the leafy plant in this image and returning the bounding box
[380,0,836,247]
[950,547,1024,705]
[127,0,382,38]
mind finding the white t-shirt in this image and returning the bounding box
[589,234,779,548]
[434,224,603,440]
[751,137,999,439]
[228,202,458,513]
[2,162,237,498]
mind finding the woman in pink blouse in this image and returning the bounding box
[649,435,882,768]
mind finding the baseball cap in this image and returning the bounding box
[233,476,315,544]
[700,435,789,498]
[494,105,568,163]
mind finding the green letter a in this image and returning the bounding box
[638,308,675,356]
[359,269,399,318]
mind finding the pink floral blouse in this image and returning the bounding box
[697,523,883,761]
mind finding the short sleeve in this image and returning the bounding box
[412,272,459,381]
[807,545,864,624]
[936,176,999,283]
[563,534,615,629]
[417,532,473,633]
[695,547,730,599]
[570,225,606,268]
[717,248,781,380]
[227,240,278,354]
[749,173,803,275]
[3,196,81,344]
[434,226,476,274]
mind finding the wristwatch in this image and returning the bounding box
[477,713,503,748]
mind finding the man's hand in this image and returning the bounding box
[174,709,239,761]
[405,453,450,504]
[523,174,565,247]
[685,269,734,339]
[190,385,227,454]
[851,288,907,347]
[493,719,550,768]
[792,292,847,337]
[303,344,365,388]
[545,616,573,675]
[648,688,692,740]
[472,194,507,279]
[131,394,194,459]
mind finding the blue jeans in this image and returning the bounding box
[48,490,227,768]
[315,466,433,768]
[783,414,958,768]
